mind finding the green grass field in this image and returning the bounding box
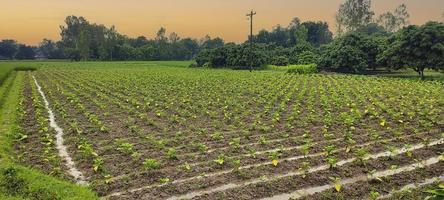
[0,61,442,200]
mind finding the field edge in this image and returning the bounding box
[0,71,98,200]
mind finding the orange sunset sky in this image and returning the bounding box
[1,0,443,45]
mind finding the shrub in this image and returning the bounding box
[297,51,319,65]
[286,64,318,74]
[318,44,368,73]
[271,56,290,66]
[195,49,212,67]
[188,63,198,68]
[318,33,381,73]
[0,167,27,196]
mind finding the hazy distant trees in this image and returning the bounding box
[335,0,374,35]
[39,39,64,59]
[377,4,410,33]
[0,40,18,59]
[253,18,333,47]
[336,0,410,35]
[15,45,35,60]
[0,40,36,60]
[54,16,221,61]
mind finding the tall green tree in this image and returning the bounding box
[377,4,410,33]
[39,39,64,59]
[380,22,444,79]
[301,21,333,46]
[335,0,375,35]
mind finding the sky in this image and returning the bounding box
[0,0,443,45]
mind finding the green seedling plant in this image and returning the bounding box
[329,177,342,192]
[326,156,338,169]
[116,142,134,155]
[214,154,226,165]
[299,162,310,179]
[259,136,269,145]
[143,159,161,170]
[182,162,192,172]
[167,148,178,160]
[369,191,380,200]
[196,143,207,154]
[269,151,281,167]
[248,148,258,159]
[355,147,369,166]
[367,169,383,182]
[386,145,397,159]
[159,177,170,184]
[229,138,241,149]
[93,157,104,172]
[211,132,224,140]
[324,145,336,156]
[404,144,413,158]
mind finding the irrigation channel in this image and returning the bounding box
[33,75,87,185]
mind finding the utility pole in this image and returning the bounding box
[246,10,256,72]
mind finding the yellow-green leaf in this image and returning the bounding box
[272,160,278,166]
[334,183,341,192]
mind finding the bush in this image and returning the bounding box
[286,64,318,74]
[194,43,268,70]
[195,49,212,67]
[297,51,319,64]
[319,45,368,73]
[318,33,383,73]
[188,63,198,68]
[0,167,26,196]
[271,56,290,66]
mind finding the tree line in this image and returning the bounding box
[0,40,35,60]
[0,16,225,61]
[195,0,444,78]
[0,0,443,79]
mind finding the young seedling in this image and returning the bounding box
[182,162,192,172]
[380,119,386,127]
[248,148,257,159]
[386,145,397,159]
[354,147,369,166]
[326,155,338,169]
[196,143,207,154]
[214,154,226,165]
[116,142,134,155]
[329,177,342,192]
[301,143,311,158]
[367,169,383,182]
[143,159,161,170]
[232,159,241,170]
[269,151,281,167]
[167,148,178,160]
[259,136,268,145]
[93,157,103,173]
[422,137,431,148]
[404,144,413,158]
[299,161,310,179]
[159,177,170,184]
[369,191,380,200]
[229,138,241,149]
[211,132,224,141]
[324,145,336,156]
[131,152,141,159]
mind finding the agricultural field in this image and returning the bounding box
[1,61,444,199]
